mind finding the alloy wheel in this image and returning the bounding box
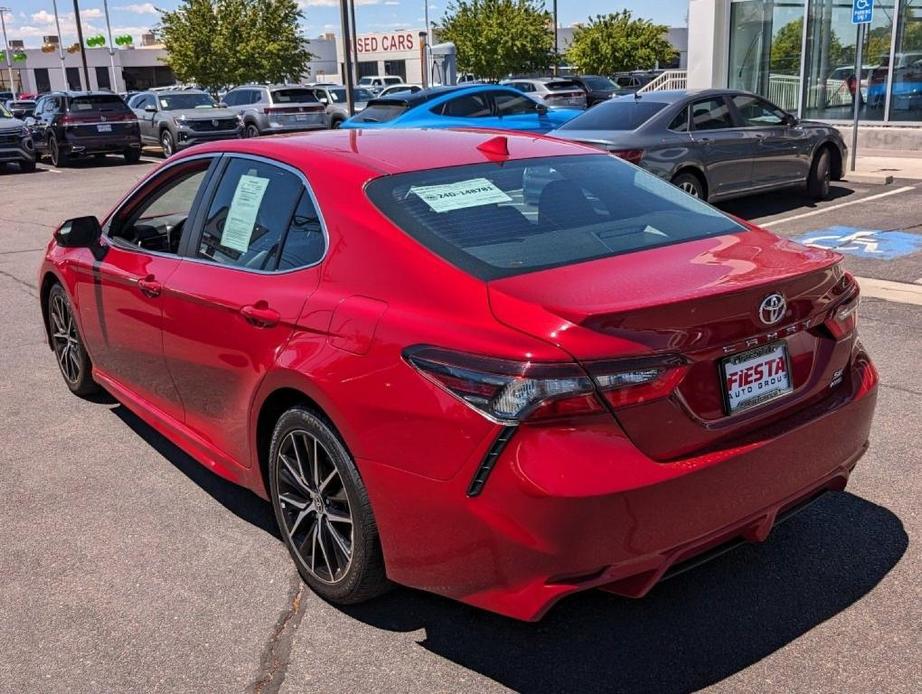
[50,293,81,384]
[276,429,354,583]
[679,181,700,197]
[161,132,174,157]
[50,137,61,167]
[245,124,260,138]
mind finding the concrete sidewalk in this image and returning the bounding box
[847,148,922,183]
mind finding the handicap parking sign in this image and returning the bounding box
[852,0,874,24]
[793,226,922,260]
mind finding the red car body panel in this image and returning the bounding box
[39,128,878,620]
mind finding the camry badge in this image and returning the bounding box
[759,293,787,325]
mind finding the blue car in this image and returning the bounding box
[340,84,581,133]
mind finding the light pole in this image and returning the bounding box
[72,0,91,90]
[423,0,430,86]
[338,0,355,115]
[0,6,15,96]
[102,0,118,91]
[552,0,558,76]
[51,0,68,87]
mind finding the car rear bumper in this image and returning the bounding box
[61,134,140,155]
[261,122,327,134]
[361,342,878,621]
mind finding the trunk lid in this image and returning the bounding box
[488,226,852,459]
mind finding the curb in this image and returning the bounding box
[844,172,894,185]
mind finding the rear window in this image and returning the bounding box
[558,99,668,131]
[366,154,743,280]
[272,89,318,103]
[352,102,407,123]
[545,80,581,91]
[583,77,615,90]
[68,94,129,112]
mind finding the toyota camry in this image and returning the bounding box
[38,129,877,621]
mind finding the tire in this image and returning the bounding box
[244,123,260,138]
[330,117,343,130]
[807,148,832,200]
[268,406,389,605]
[123,147,141,164]
[160,129,175,157]
[672,171,705,200]
[49,135,66,168]
[18,158,36,173]
[47,283,98,397]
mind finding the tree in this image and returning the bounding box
[565,11,677,75]
[158,0,313,94]
[436,0,554,81]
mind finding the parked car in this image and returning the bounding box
[0,101,36,172]
[551,89,846,202]
[377,84,422,97]
[5,99,36,119]
[0,90,13,102]
[39,127,877,621]
[309,85,374,128]
[341,84,581,133]
[612,70,662,94]
[568,75,619,106]
[356,75,404,94]
[500,77,588,109]
[28,91,141,167]
[128,89,241,157]
[221,84,326,137]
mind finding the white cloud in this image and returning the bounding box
[31,11,57,24]
[384,1,400,4]
[115,3,157,14]
[300,0,380,5]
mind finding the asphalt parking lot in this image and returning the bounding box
[0,156,919,693]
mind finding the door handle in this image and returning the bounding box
[240,302,280,328]
[137,275,162,298]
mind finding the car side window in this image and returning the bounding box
[437,93,492,118]
[691,98,734,131]
[732,94,785,126]
[197,158,304,271]
[668,105,689,132]
[277,191,325,270]
[223,91,238,106]
[109,159,212,254]
[492,91,538,116]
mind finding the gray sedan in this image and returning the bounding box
[551,89,847,202]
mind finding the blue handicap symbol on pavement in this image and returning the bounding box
[792,226,922,260]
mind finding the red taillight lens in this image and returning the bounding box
[610,149,645,165]
[404,346,687,424]
[825,273,860,339]
[586,357,688,408]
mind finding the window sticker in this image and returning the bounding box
[220,174,270,253]
[410,178,512,213]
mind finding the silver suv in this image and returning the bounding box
[0,101,36,172]
[309,85,374,128]
[222,84,326,137]
[500,78,588,109]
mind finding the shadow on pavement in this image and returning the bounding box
[109,404,280,538]
[341,492,906,693]
[718,183,854,221]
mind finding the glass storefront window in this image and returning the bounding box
[890,0,922,120]
[729,1,807,112]
[803,0,895,122]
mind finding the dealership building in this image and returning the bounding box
[688,0,922,128]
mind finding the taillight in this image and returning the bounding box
[825,272,860,339]
[404,346,687,424]
[610,149,645,165]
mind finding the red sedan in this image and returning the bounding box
[38,129,877,621]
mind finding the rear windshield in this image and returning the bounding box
[583,77,616,90]
[352,102,407,123]
[68,94,130,112]
[366,154,743,280]
[272,89,318,103]
[545,80,581,91]
[558,99,669,131]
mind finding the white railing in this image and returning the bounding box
[636,70,687,93]
[767,74,800,112]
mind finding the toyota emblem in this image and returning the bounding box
[759,293,787,325]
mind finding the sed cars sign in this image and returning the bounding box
[354,32,417,55]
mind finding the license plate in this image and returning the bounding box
[97,124,112,132]
[721,341,792,414]
[295,114,308,121]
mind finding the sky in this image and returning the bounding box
[0,1,688,48]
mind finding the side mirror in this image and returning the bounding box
[218,101,228,108]
[144,104,157,113]
[536,103,549,115]
[318,97,329,105]
[23,116,35,127]
[782,113,798,126]
[54,216,102,249]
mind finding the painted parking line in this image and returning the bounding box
[765,186,915,227]
[856,276,922,306]
[793,226,922,260]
